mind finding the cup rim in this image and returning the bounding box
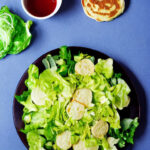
[21,0,62,20]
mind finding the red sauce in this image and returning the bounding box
[24,0,57,17]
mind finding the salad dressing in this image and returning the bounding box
[24,0,57,17]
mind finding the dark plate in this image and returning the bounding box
[13,47,140,150]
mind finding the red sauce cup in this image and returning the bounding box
[21,0,62,19]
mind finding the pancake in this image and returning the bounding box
[82,0,125,22]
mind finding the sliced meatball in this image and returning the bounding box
[91,120,109,139]
[75,59,95,75]
[56,130,72,150]
[66,101,85,120]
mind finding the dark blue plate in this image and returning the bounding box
[13,47,140,150]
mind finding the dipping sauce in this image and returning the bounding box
[24,0,57,17]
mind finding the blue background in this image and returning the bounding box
[0,0,150,149]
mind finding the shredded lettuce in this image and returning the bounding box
[27,131,46,150]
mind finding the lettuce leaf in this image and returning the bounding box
[25,64,39,90]
[94,103,120,129]
[112,79,131,110]
[0,6,32,59]
[42,46,76,76]
[15,92,37,112]
[27,131,46,150]
[85,138,98,147]
[42,54,57,71]
[95,58,113,79]
[74,52,95,63]
[38,69,73,101]
[108,117,139,148]
[15,90,31,102]
[101,137,110,150]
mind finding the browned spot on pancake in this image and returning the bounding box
[93,5,96,9]
[87,3,91,7]
[82,0,85,7]
[87,9,93,17]
[88,0,121,18]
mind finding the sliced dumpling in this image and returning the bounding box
[31,87,46,106]
[73,88,92,107]
[73,140,98,150]
[66,101,85,120]
[75,59,95,75]
[91,120,109,138]
[56,130,72,150]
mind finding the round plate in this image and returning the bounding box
[13,47,140,150]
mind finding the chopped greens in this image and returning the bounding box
[108,117,139,148]
[16,46,139,150]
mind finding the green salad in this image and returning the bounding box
[16,46,139,150]
[0,6,32,59]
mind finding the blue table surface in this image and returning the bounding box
[0,0,150,149]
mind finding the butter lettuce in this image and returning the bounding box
[38,69,73,101]
[15,91,37,112]
[95,58,113,79]
[25,64,39,90]
[112,78,131,110]
[94,103,120,129]
[27,131,46,150]
[0,6,32,59]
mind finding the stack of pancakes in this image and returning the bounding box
[82,0,125,22]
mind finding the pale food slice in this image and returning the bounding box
[31,87,46,106]
[73,88,92,107]
[107,137,119,150]
[91,120,109,138]
[56,130,72,150]
[75,59,95,75]
[66,101,85,120]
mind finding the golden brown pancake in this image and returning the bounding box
[82,0,125,22]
